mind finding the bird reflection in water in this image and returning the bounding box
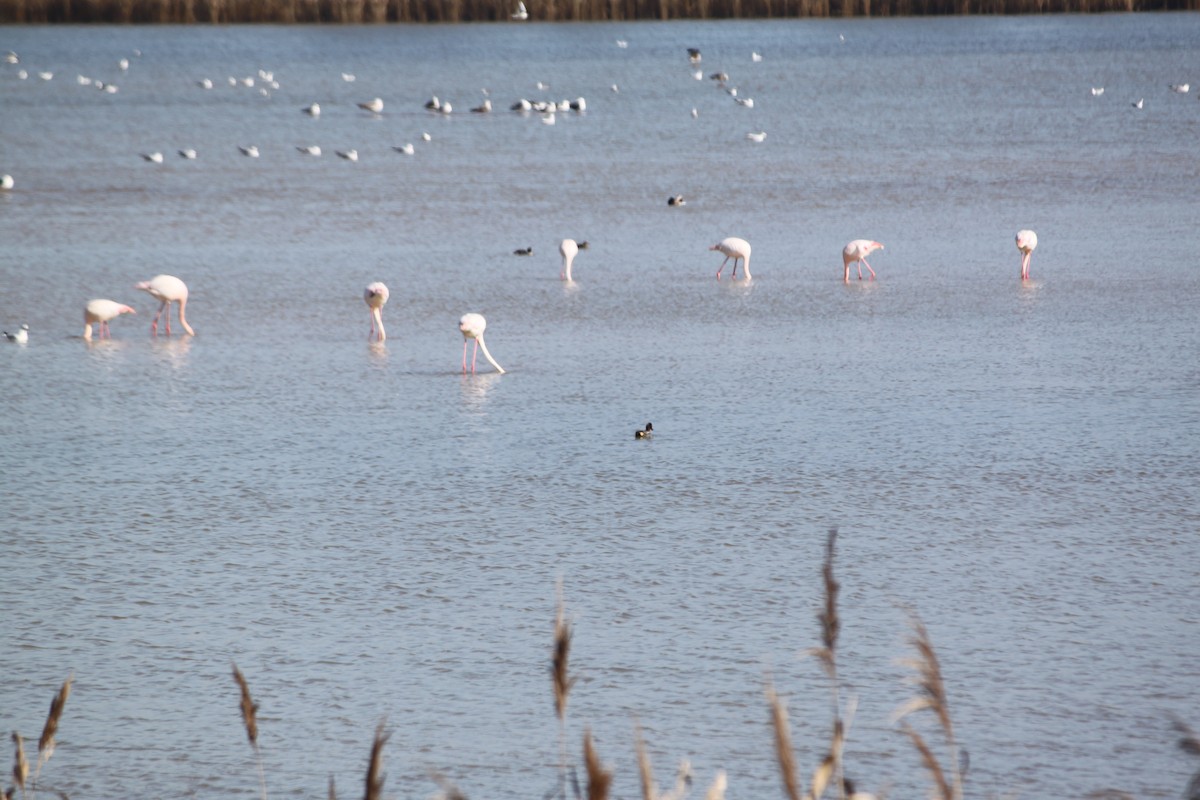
[149,334,193,369]
[460,371,501,412]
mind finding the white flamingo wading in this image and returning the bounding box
[560,239,580,281]
[459,313,505,374]
[842,240,884,282]
[1015,230,1038,281]
[83,299,136,341]
[710,237,752,280]
[135,274,194,336]
[364,282,389,342]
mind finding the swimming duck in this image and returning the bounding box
[635,423,653,440]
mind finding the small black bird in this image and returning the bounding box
[635,423,653,440]
[513,247,533,256]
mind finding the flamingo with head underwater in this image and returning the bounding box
[842,240,884,282]
[1016,230,1038,280]
[135,274,194,336]
[83,299,136,341]
[459,313,505,374]
[364,282,389,342]
[560,239,579,281]
[710,237,751,280]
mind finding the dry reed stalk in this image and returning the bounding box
[552,581,577,723]
[633,721,656,800]
[892,613,962,800]
[805,528,846,800]
[898,725,951,800]
[364,720,389,800]
[1172,716,1200,800]
[34,674,72,779]
[703,770,727,800]
[231,664,267,800]
[551,580,577,799]
[583,729,612,800]
[11,732,29,798]
[430,771,468,800]
[766,681,801,800]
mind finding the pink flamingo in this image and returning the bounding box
[84,299,136,341]
[364,282,389,341]
[1015,230,1038,280]
[135,275,194,336]
[842,240,884,282]
[710,237,752,280]
[560,239,579,281]
[459,313,505,374]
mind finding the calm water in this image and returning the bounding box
[2,15,1199,800]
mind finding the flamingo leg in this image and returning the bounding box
[716,256,730,280]
[1021,254,1031,280]
[844,263,851,283]
[99,321,108,339]
[862,258,877,280]
[731,257,741,279]
[150,301,166,335]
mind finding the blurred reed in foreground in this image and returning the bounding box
[0,0,1194,24]
[5,550,1198,800]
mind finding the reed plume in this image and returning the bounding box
[11,732,28,799]
[551,580,577,799]
[892,612,962,800]
[766,680,801,800]
[1172,716,1200,800]
[34,674,71,779]
[364,720,389,800]
[583,729,611,800]
[633,721,656,800]
[231,663,267,800]
[804,528,847,800]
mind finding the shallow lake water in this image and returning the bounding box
[2,14,1198,800]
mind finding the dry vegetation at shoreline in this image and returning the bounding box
[0,0,1195,24]
[7,532,1200,800]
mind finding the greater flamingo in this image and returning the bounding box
[364,282,389,342]
[1015,230,1038,280]
[560,239,579,281]
[635,423,653,440]
[459,313,505,374]
[711,237,752,280]
[83,299,136,341]
[842,240,884,282]
[135,274,194,336]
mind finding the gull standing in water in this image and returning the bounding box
[711,237,752,281]
[303,102,321,116]
[178,148,197,159]
[364,282,389,342]
[239,145,260,157]
[842,240,884,282]
[4,324,29,344]
[459,314,505,374]
[297,145,322,156]
[357,97,383,113]
[135,275,194,336]
[83,300,136,341]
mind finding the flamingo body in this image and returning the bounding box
[84,299,136,340]
[710,237,752,280]
[560,238,579,281]
[459,313,505,374]
[842,240,884,282]
[135,274,194,336]
[1015,230,1038,280]
[364,282,389,342]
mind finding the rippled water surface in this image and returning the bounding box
[2,15,1199,800]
